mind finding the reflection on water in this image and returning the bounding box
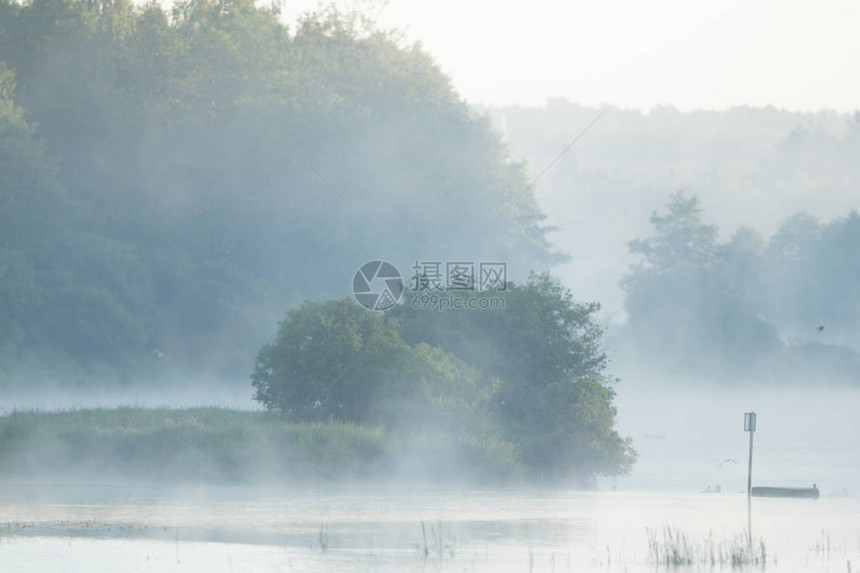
[1,485,858,572]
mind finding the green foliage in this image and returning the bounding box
[252,279,635,480]
[0,0,560,383]
[0,62,65,240]
[400,342,493,431]
[0,247,39,350]
[0,407,525,484]
[252,298,413,422]
[252,298,491,429]
[394,273,636,478]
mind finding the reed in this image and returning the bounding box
[0,406,524,485]
[646,525,768,568]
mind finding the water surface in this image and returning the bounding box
[2,485,857,572]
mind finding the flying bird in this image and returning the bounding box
[817,325,825,332]
[719,458,738,468]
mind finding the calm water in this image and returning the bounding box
[1,485,858,572]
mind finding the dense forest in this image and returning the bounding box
[4,0,855,391]
[0,0,639,482]
[0,0,560,386]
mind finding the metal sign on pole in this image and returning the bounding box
[744,412,756,552]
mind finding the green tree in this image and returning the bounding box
[251,298,487,426]
[395,273,635,479]
[0,247,39,351]
[0,62,58,363]
[252,299,408,421]
[0,0,562,384]
[0,61,66,245]
[625,191,718,273]
[621,193,782,376]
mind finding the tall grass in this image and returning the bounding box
[0,407,524,484]
[646,526,768,568]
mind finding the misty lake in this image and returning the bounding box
[2,386,858,572]
[4,0,859,571]
[1,485,858,572]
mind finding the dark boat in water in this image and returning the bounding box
[751,485,820,499]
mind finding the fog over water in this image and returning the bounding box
[2,0,859,571]
[613,383,860,495]
[3,483,859,572]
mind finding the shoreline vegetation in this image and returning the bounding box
[2,0,636,480]
[0,406,536,486]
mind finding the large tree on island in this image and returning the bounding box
[251,298,491,430]
[252,275,635,481]
[394,272,636,480]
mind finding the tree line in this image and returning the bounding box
[0,0,560,384]
[620,192,860,384]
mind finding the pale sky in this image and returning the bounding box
[282,0,860,112]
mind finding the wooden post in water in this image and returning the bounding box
[744,411,757,553]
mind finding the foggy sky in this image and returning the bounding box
[278,0,860,112]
